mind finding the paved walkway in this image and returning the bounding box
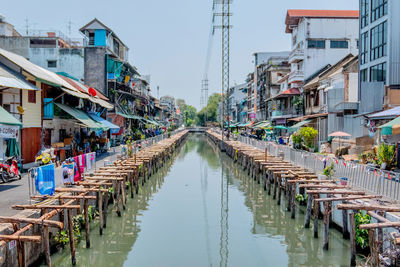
[0,147,121,216]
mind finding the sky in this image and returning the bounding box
[2,0,358,110]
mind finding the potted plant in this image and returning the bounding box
[299,127,318,152]
[377,143,395,170]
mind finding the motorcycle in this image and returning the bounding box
[0,155,21,183]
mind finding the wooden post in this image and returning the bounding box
[368,229,379,267]
[98,189,103,235]
[377,210,384,254]
[273,173,277,200]
[342,199,349,239]
[313,194,319,238]
[305,194,313,228]
[103,187,108,228]
[84,199,90,248]
[277,174,282,206]
[130,172,134,198]
[267,171,272,196]
[323,201,331,250]
[121,177,126,210]
[42,225,51,267]
[286,183,291,212]
[12,223,25,267]
[67,209,76,265]
[115,181,121,217]
[59,198,65,228]
[291,184,296,219]
[349,212,356,266]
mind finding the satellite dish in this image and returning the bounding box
[17,106,25,115]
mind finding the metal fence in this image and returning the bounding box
[235,134,400,201]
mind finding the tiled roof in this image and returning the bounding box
[285,10,359,33]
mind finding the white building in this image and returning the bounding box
[285,10,359,89]
[227,83,247,123]
[359,0,400,113]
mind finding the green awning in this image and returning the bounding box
[0,106,22,126]
[55,103,103,129]
[116,112,143,121]
[274,125,288,130]
[379,116,400,135]
[253,121,271,129]
[288,120,311,132]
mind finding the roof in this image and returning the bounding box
[368,106,400,120]
[379,116,400,135]
[268,88,300,101]
[285,10,359,33]
[79,18,128,48]
[0,105,22,126]
[288,113,328,122]
[55,103,103,129]
[0,64,38,91]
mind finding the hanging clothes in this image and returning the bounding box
[79,154,85,174]
[86,153,91,170]
[73,156,81,182]
[62,162,75,184]
[34,164,55,195]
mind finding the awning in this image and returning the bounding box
[238,121,255,127]
[116,111,144,121]
[252,121,271,129]
[379,117,400,135]
[88,112,120,133]
[267,88,301,101]
[0,65,38,91]
[288,119,311,132]
[368,106,400,120]
[0,106,22,127]
[289,113,328,122]
[55,103,103,129]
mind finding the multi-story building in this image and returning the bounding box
[0,16,85,81]
[284,9,359,95]
[227,83,247,123]
[359,0,400,113]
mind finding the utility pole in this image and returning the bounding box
[213,0,232,141]
[157,86,160,99]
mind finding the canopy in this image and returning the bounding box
[238,121,254,127]
[229,122,240,128]
[252,121,270,129]
[379,117,400,135]
[0,105,22,126]
[116,111,143,121]
[274,125,288,130]
[288,120,311,132]
[88,112,120,133]
[55,103,103,129]
[0,65,38,91]
[328,131,351,137]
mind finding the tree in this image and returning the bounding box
[183,105,197,126]
[196,93,222,126]
[176,99,186,111]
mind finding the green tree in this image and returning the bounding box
[183,105,197,126]
[196,93,222,125]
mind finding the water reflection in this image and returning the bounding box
[50,134,350,267]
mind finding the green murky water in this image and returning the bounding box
[50,134,351,267]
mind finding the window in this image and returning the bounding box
[113,39,120,56]
[360,68,368,82]
[370,21,387,61]
[307,40,325,49]
[371,0,388,22]
[47,60,57,68]
[330,40,348,49]
[89,32,95,45]
[28,90,36,103]
[370,62,386,82]
[29,38,56,48]
[360,32,369,65]
[361,0,369,28]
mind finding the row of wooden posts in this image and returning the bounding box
[0,130,189,267]
[207,129,400,267]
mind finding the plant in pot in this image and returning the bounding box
[322,163,335,180]
[292,131,303,150]
[299,127,318,152]
[377,143,395,170]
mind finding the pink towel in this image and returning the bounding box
[73,156,81,181]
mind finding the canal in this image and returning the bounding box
[49,134,351,266]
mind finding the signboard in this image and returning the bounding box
[8,240,16,250]
[248,113,256,119]
[0,124,19,138]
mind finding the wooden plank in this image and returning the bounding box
[360,221,400,229]
[338,204,400,212]
[307,190,366,195]
[0,235,41,242]
[0,217,63,228]
[314,195,381,202]
[12,205,80,210]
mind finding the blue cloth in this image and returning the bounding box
[35,164,55,195]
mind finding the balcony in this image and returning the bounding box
[331,102,359,112]
[289,48,304,63]
[271,107,302,119]
[288,70,304,83]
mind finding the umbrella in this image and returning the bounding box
[5,138,20,157]
[328,131,351,149]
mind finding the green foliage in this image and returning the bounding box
[54,230,69,246]
[292,132,303,146]
[355,211,371,249]
[377,143,395,168]
[322,163,335,178]
[196,93,222,125]
[299,127,318,148]
[183,105,197,127]
[292,96,303,107]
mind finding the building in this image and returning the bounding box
[0,14,21,37]
[359,0,400,113]
[284,9,359,99]
[227,83,247,123]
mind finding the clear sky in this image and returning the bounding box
[2,0,358,110]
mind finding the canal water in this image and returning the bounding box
[50,134,351,267]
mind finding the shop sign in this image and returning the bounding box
[0,124,19,138]
[249,113,256,119]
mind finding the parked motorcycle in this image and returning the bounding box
[0,155,21,183]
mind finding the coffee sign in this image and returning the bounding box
[0,124,19,138]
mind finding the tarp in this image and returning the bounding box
[379,116,400,135]
[34,164,55,196]
[55,103,103,129]
[368,106,400,120]
[288,120,311,132]
[0,106,22,126]
[88,112,120,133]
